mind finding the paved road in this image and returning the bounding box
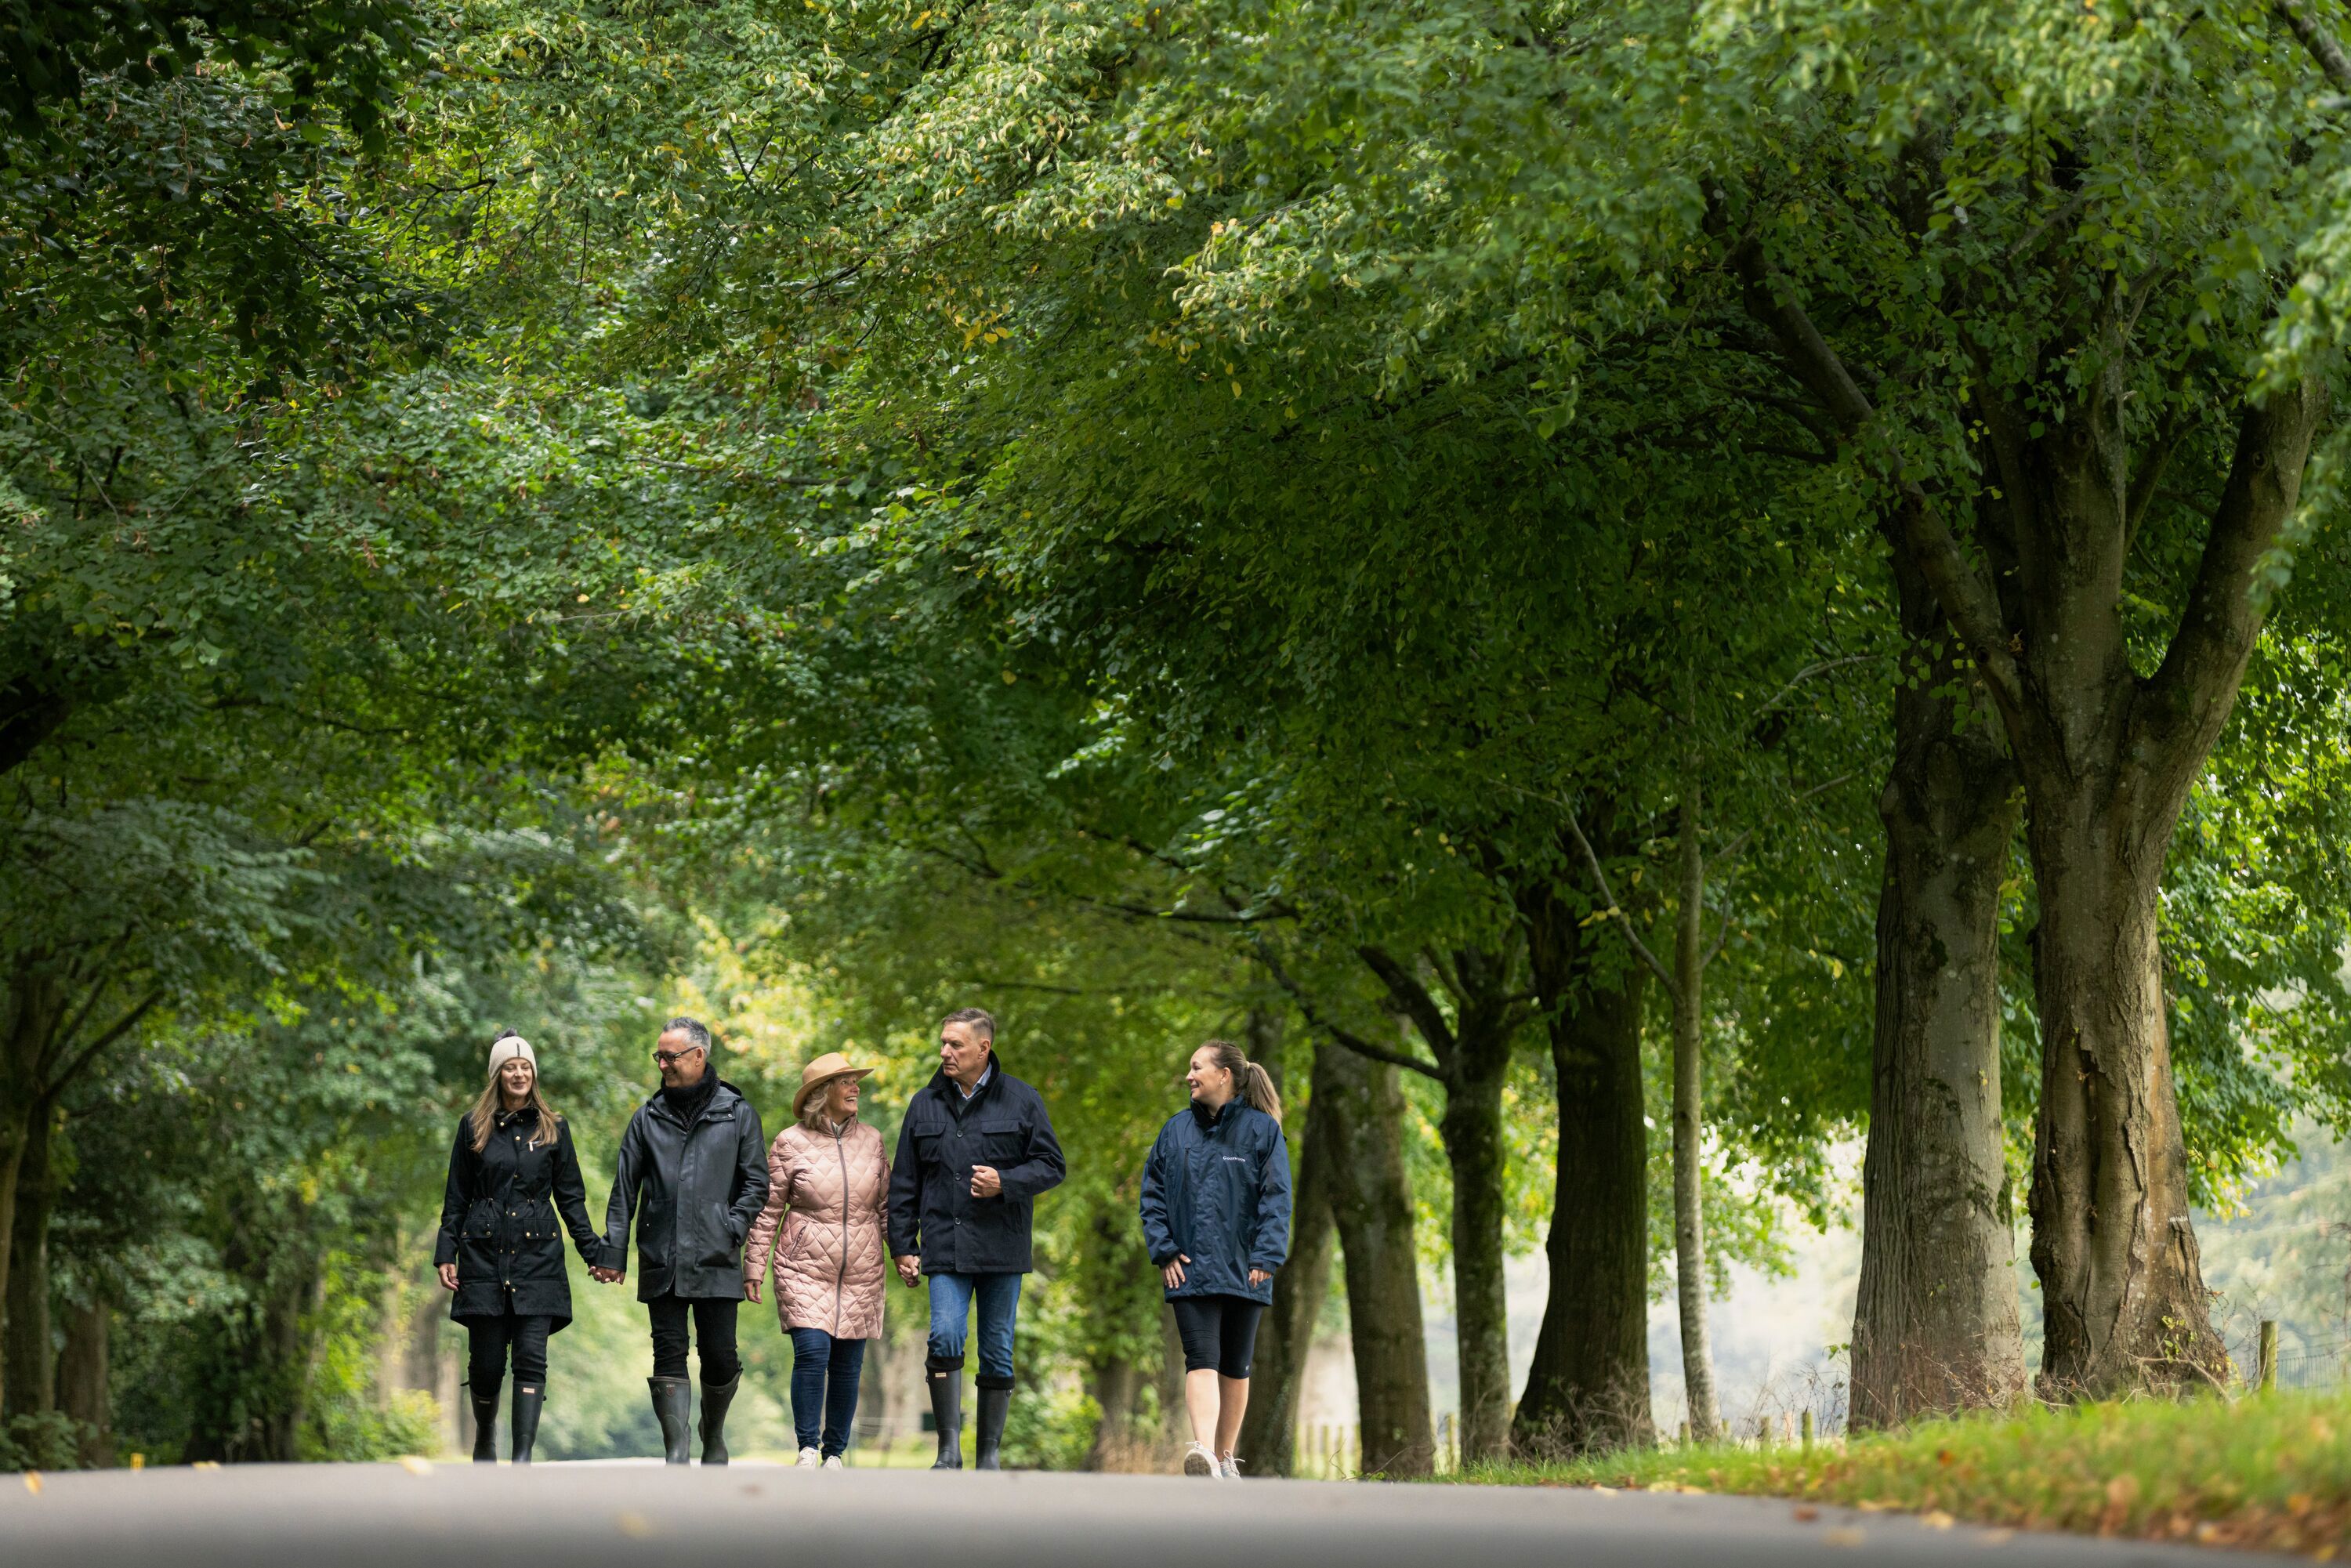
[0,1462,2284,1566]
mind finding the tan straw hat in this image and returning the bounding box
[793,1052,875,1117]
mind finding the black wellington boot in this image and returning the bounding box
[926,1362,964,1469]
[509,1385,544,1465]
[973,1382,1012,1472]
[470,1385,501,1464]
[648,1376,693,1465]
[698,1374,740,1466]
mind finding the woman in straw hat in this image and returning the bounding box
[744,1051,890,1468]
[433,1030,604,1464]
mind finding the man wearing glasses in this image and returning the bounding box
[596,1015,770,1464]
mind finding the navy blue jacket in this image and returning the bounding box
[888,1061,1066,1275]
[1139,1099,1292,1305]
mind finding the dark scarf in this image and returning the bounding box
[663,1073,719,1123]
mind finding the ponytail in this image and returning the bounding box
[1201,1038,1284,1124]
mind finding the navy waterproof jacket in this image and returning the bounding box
[1139,1099,1292,1305]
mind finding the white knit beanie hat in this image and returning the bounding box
[487,1034,536,1077]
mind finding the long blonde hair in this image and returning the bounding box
[1199,1038,1283,1123]
[469,1038,561,1153]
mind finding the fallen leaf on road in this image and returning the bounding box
[1792,1506,1819,1523]
[1856,1499,1893,1512]
[399,1457,434,1476]
[23,1472,41,1494]
[615,1512,654,1538]
[1824,1526,1866,1548]
[1922,1511,1955,1530]
[1590,1485,1616,1495]
[192,1461,220,1472]
[1980,1529,2015,1545]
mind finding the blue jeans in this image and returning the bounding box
[926,1271,1023,1385]
[787,1327,866,1458]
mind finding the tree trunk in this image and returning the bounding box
[1514,874,1650,1456]
[1237,1078,1333,1476]
[1440,1068,1509,1465]
[56,1297,111,1467]
[1668,791,1719,1440]
[1314,1039,1433,1477]
[2,1099,56,1421]
[2027,817,2221,1392]
[1852,563,2028,1428]
[0,967,67,1412]
[1084,1359,1143,1470]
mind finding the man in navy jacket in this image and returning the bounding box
[889,1007,1065,1469]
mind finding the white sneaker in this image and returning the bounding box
[796,1447,821,1468]
[1183,1442,1219,1478]
[822,1455,844,1471]
[1221,1454,1244,1479]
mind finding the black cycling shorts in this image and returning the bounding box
[1170,1293,1266,1379]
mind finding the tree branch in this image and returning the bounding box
[1252,943,1446,1081]
[1561,808,1676,997]
[39,989,165,1106]
[1354,944,1458,1075]
[2138,377,2329,809]
[2277,0,2351,91]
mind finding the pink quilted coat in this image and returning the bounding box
[744,1118,890,1339]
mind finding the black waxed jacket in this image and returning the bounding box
[601,1078,771,1302]
[433,1107,603,1326]
[888,1060,1064,1275]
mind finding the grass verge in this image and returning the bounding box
[1450,1392,2349,1559]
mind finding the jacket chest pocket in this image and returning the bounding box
[974,1120,1025,1164]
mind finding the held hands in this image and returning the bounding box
[589,1265,624,1284]
[1162,1254,1189,1290]
[894,1254,922,1287]
[437,1262,459,1292]
[969,1164,1002,1199]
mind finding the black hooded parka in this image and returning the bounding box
[433,1106,604,1325]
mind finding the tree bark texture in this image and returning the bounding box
[1668,791,1719,1440]
[0,967,68,1411]
[1237,1080,1333,1476]
[1313,1039,1433,1477]
[186,1193,320,1463]
[2,1099,55,1420]
[56,1297,111,1466]
[1851,558,2028,1428]
[1513,873,1651,1456]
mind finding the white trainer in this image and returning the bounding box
[1183,1442,1219,1478]
[796,1447,821,1468]
[1221,1454,1245,1479]
[822,1455,844,1471]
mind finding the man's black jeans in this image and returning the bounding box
[648,1293,741,1383]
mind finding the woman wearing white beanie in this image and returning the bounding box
[433,1031,605,1462]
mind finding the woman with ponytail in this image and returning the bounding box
[433,1032,606,1464]
[1138,1039,1293,1479]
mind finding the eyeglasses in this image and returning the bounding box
[653,1048,705,1067]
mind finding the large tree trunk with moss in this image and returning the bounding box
[2,1099,56,1421]
[1313,1040,1432,1477]
[0,967,68,1411]
[1236,1081,1332,1476]
[1851,560,2027,1428]
[1513,871,1650,1456]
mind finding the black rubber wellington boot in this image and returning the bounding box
[926,1360,964,1469]
[973,1382,1012,1472]
[469,1385,501,1464]
[509,1385,544,1465]
[648,1376,693,1465]
[698,1374,740,1466]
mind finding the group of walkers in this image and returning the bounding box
[433,1006,1292,1478]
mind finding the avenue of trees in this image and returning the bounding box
[7,0,2351,1472]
